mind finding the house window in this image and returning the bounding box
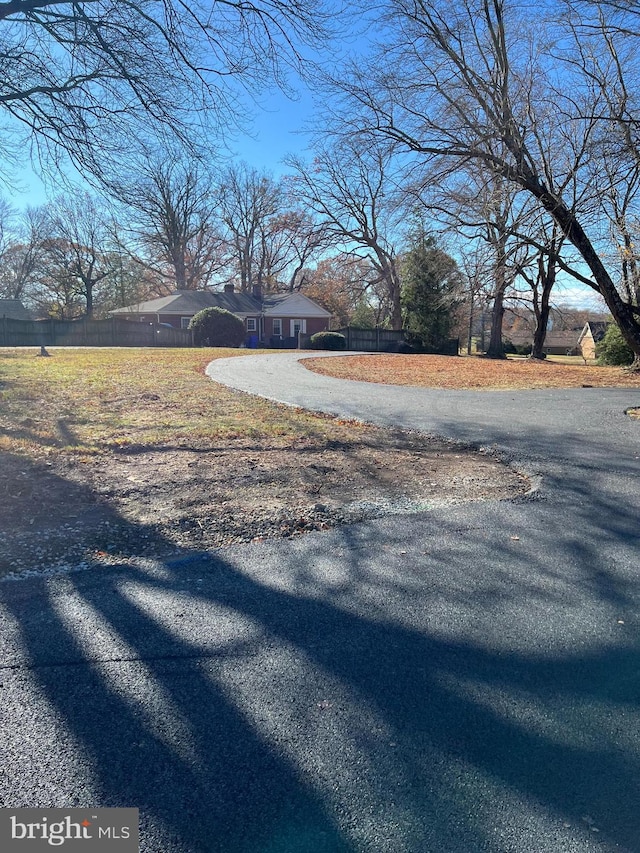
[290,319,306,337]
[180,317,191,329]
[246,318,257,332]
[272,318,282,336]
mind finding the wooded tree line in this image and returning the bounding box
[324,0,640,364]
[0,161,424,327]
[1,1,640,362]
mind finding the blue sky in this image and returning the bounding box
[5,82,318,208]
[0,7,607,313]
[3,5,365,208]
[227,86,316,175]
[6,164,49,208]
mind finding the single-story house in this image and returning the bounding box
[110,285,332,345]
[0,298,32,320]
[504,329,582,355]
[577,321,610,360]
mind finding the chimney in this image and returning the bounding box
[224,284,234,293]
[252,283,262,301]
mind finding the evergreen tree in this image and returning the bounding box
[596,324,634,366]
[401,235,463,352]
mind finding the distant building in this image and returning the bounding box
[505,329,581,355]
[111,286,332,346]
[577,321,610,360]
[0,298,32,320]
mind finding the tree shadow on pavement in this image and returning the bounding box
[1,447,640,852]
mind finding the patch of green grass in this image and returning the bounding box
[0,347,365,458]
[541,354,597,366]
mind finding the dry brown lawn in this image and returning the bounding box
[0,347,526,575]
[303,353,640,390]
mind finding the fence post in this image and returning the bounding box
[1,315,5,346]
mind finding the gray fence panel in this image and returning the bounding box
[336,327,406,352]
[0,317,194,348]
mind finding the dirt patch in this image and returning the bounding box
[0,428,528,577]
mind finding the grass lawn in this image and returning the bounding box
[4,345,635,575]
[0,347,526,573]
[0,346,364,457]
[302,353,640,391]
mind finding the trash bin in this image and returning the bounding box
[248,334,258,349]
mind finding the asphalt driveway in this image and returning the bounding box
[1,352,639,852]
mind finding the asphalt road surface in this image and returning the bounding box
[1,352,639,853]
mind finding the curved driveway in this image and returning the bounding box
[207,352,640,848]
[0,353,638,853]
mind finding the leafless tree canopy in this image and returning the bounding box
[115,155,224,292]
[288,141,405,328]
[328,0,640,360]
[0,0,332,180]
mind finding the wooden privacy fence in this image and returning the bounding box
[335,327,407,352]
[334,326,459,355]
[0,317,194,348]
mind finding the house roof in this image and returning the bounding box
[111,289,331,318]
[111,290,262,317]
[0,298,32,320]
[262,292,332,317]
[506,330,580,349]
[577,320,609,344]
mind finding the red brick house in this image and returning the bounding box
[111,286,331,345]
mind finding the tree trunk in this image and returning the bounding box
[519,177,640,362]
[85,283,94,319]
[390,281,403,330]
[486,290,506,358]
[378,255,403,330]
[531,304,550,360]
[531,252,555,360]
[485,229,508,359]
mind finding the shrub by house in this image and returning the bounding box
[308,331,347,350]
[189,307,245,347]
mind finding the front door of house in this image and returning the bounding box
[290,319,305,338]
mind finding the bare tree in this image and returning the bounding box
[568,1,640,313]
[334,0,640,366]
[217,163,284,292]
[0,1,332,183]
[256,207,331,292]
[407,161,537,357]
[39,193,114,318]
[288,141,405,328]
[0,206,48,303]
[117,155,224,293]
